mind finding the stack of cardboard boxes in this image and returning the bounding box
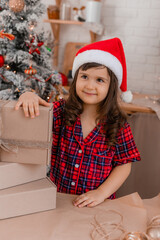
[0,100,56,219]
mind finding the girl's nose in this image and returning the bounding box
[86,79,95,89]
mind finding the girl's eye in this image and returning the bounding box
[97,78,104,83]
[81,75,87,79]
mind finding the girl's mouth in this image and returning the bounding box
[83,91,97,95]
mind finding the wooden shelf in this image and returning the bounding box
[44,19,97,68]
[44,19,83,25]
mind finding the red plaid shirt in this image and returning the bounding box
[50,100,141,199]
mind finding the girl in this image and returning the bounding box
[15,38,141,208]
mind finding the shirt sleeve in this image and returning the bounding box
[112,121,141,166]
[52,99,65,129]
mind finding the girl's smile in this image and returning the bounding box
[82,91,97,95]
[76,66,110,106]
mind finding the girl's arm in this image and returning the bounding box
[98,162,132,199]
[73,162,132,208]
[15,92,50,118]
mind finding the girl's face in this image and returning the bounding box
[76,66,110,107]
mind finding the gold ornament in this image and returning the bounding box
[123,232,148,240]
[146,215,160,239]
[9,0,25,13]
[147,227,160,239]
[54,84,64,101]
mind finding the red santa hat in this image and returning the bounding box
[72,37,133,103]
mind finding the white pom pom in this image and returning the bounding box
[121,90,133,103]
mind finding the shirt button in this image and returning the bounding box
[75,164,79,168]
[78,149,82,154]
[71,182,75,186]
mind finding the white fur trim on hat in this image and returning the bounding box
[121,90,133,103]
[72,50,123,86]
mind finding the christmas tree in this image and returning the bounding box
[0,0,62,101]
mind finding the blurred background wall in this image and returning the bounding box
[41,0,160,94]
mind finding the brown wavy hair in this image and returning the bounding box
[64,63,127,146]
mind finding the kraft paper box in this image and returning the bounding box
[0,178,56,219]
[0,162,46,190]
[0,100,53,164]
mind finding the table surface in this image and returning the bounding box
[0,192,159,240]
[119,92,159,114]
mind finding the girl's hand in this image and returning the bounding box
[15,92,50,118]
[73,189,106,208]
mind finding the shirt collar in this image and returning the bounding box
[73,116,102,145]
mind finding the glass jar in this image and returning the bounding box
[60,0,71,20]
[86,0,102,23]
[47,5,59,19]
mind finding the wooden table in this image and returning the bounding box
[0,192,159,240]
[119,92,157,114]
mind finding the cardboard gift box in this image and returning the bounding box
[0,162,46,190]
[0,178,56,219]
[0,100,53,165]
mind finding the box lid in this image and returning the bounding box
[0,178,56,196]
[0,100,53,142]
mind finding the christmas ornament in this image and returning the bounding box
[0,30,15,41]
[0,55,4,67]
[28,21,37,31]
[26,36,44,55]
[54,91,64,101]
[123,232,148,240]
[147,228,160,239]
[9,0,25,13]
[24,66,37,75]
[59,72,68,86]
[45,46,51,52]
[146,215,160,239]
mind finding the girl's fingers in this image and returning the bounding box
[23,102,29,117]
[15,92,51,118]
[78,199,93,208]
[39,97,50,107]
[15,100,22,110]
[86,201,96,208]
[33,101,39,116]
[73,195,88,206]
[28,102,35,118]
